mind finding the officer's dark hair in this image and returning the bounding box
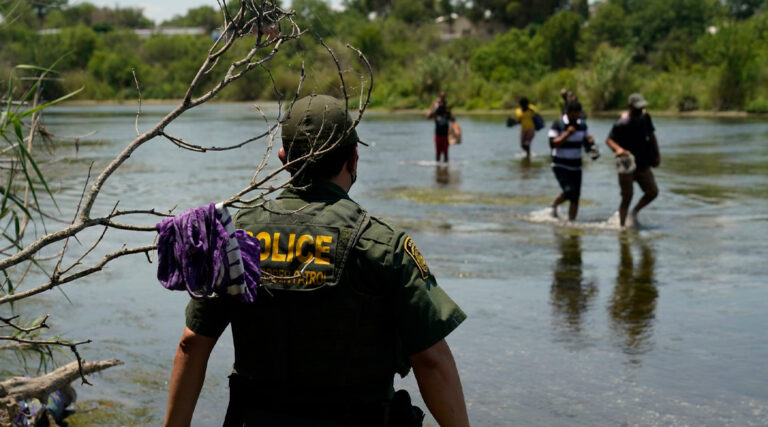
[566,100,582,113]
[288,142,357,184]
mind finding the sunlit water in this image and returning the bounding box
[4,104,768,425]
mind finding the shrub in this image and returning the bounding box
[533,69,578,109]
[470,28,547,84]
[746,98,768,113]
[579,43,632,110]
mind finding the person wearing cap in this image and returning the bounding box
[548,101,599,220]
[427,91,455,163]
[606,93,661,227]
[165,94,469,426]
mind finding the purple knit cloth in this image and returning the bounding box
[156,203,260,303]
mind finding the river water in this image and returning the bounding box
[4,104,768,425]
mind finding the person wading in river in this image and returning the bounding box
[165,94,469,427]
[427,91,455,163]
[606,93,661,227]
[548,101,599,220]
[515,97,540,159]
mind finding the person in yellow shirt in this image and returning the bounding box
[515,97,538,159]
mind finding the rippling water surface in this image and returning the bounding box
[6,104,768,425]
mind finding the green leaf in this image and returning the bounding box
[2,270,13,295]
[12,119,58,214]
[1,232,22,250]
[14,64,62,74]
[18,86,84,119]
[0,186,33,219]
[0,160,13,212]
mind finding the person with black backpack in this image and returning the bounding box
[514,97,544,159]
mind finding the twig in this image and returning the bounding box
[0,245,156,305]
[0,314,49,334]
[132,68,142,137]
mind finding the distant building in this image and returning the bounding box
[133,27,207,39]
[37,26,207,39]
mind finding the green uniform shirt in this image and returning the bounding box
[185,181,466,402]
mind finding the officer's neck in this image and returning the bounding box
[327,169,352,193]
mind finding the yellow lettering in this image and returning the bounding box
[256,232,271,262]
[286,234,296,262]
[271,232,287,262]
[315,235,332,265]
[296,235,314,263]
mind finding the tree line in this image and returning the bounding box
[1,0,768,112]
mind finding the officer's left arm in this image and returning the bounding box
[165,327,218,427]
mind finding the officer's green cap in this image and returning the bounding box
[281,94,366,159]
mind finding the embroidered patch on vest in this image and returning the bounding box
[404,237,430,280]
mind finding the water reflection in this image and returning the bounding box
[609,236,658,357]
[550,232,597,340]
[515,156,545,180]
[434,164,460,185]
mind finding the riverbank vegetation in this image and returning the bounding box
[2,0,768,112]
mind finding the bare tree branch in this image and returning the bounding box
[0,245,156,305]
[0,359,123,404]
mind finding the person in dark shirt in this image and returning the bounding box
[606,93,661,227]
[427,91,455,163]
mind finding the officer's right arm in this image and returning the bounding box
[165,327,217,427]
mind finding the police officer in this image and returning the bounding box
[165,95,469,426]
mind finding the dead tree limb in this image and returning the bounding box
[0,358,123,409]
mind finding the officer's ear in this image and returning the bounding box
[346,146,358,175]
[278,147,287,165]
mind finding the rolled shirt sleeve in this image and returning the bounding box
[392,232,466,357]
[185,297,231,339]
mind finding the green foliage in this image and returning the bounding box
[4,0,768,112]
[0,65,82,254]
[291,0,336,38]
[580,43,633,110]
[391,0,430,24]
[87,49,141,90]
[725,0,767,20]
[626,0,718,57]
[416,54,455,96]
[533,69,578,109]
[745,98,768,113]
[43,2,153,29]
[697,23,761,110]
[470,28,547,83]
[161,6,220,31]
[579,3,632,59]
[538,10,582,68]
[466,0,567,28]
[352,24,385,67]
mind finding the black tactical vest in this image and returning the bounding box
[230,184,397,402]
